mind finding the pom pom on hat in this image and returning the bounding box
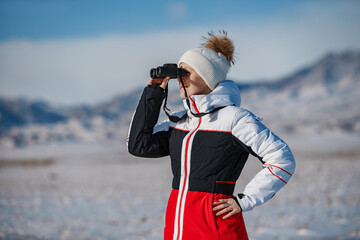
[203,31,235,64]
[178,31,235,90]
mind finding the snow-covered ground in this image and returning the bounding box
[0,132,359,240]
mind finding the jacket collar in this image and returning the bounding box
[183,80,241,118]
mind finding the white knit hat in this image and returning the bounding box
[178,47,230,90]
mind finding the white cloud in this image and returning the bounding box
[0,32,199,105]
[0,1,359,105]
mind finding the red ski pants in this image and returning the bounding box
[164,189,248,240]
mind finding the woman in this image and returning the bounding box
[127,32,295,240]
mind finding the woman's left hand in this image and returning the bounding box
[213,198,242,219]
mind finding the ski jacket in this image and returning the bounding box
[127,80,296,239]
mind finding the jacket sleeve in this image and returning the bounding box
[232,109,296,212]
[127,84,170,158]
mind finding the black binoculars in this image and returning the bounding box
[150,63,188,79]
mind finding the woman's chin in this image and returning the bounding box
[179,89,186,99]
[179,93,186,99]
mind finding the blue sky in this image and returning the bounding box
[0,0,309,40]
[0,0,359,105]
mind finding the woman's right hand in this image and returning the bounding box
[148,77,170,89]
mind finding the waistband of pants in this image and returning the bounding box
[172,177,236,196]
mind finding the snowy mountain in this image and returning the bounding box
[0,50,359,148]
[0,98,67,134]
[238,50,360,135]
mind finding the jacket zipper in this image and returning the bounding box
[173,97,201,240]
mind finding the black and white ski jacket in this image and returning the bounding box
[127,80,296,212]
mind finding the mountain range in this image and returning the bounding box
[0,50,359,148]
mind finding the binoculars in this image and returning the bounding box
[150,63,188,79]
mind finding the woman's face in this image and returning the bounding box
[178,62,212,99]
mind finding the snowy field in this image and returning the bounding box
[0,132,360,240]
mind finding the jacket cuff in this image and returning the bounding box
[144,84,166,100]
[147,83,166,91]
[235,193,254,212]
[232,196,242,212]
